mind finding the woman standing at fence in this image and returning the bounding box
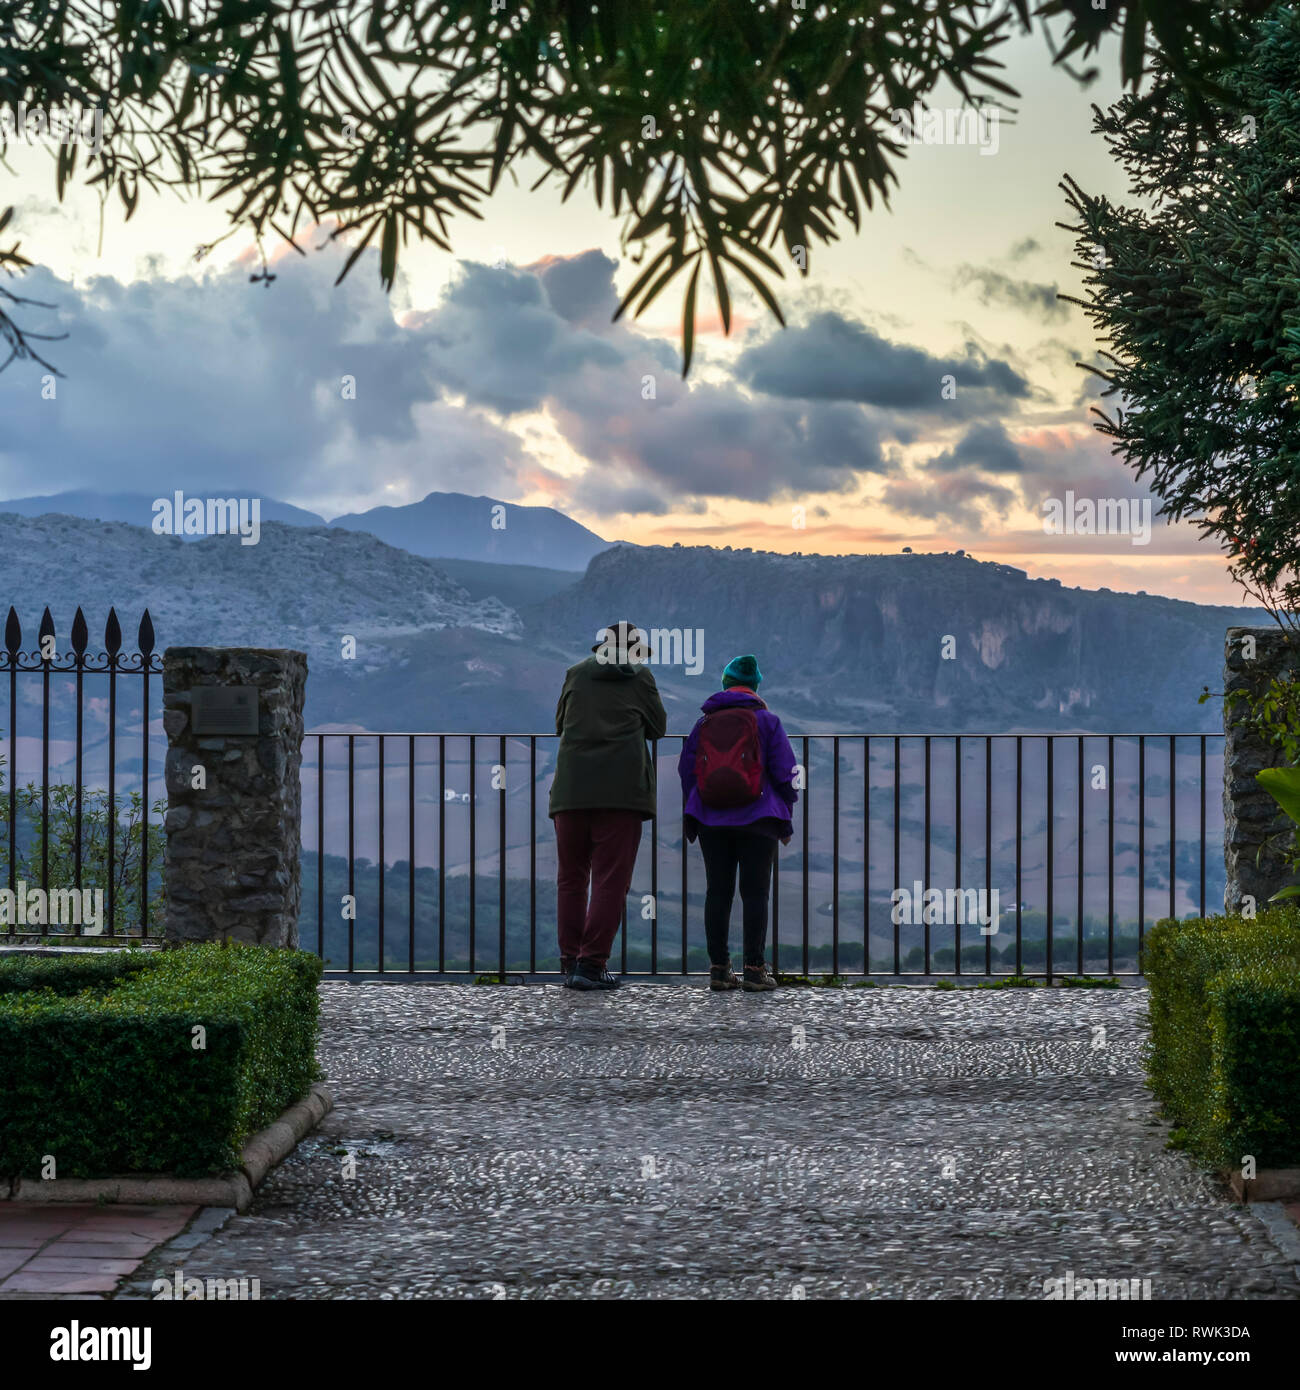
[678,655,798,992]
[550,620,667,991]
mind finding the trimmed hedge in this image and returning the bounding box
[0,942,322,1179]
[0,949,154,997]
[1144,909,1300,1168]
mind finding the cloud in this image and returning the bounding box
[909,421,1171,532]
[407,263,893,513]
[952,265,1067,322]
[881,470,1018,529]
[1011,431,1168,516]
[638,516,915,547]
[926,420,1043,475]
[0,243,1058,524]
[0,249,542,505]
[555,386,886,513]
[405,257,632,416]
[1072,352,1113,405]
[884,414,1090,528]
[526,249,622,329]
[1035,336,1086,367]
[881,422,1165,533]
[0,245,909,518]
[733,311,1031,413]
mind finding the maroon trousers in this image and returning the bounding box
[553,809,643,969]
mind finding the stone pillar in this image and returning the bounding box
[162,648,307,946]
[1223,626,1300,913]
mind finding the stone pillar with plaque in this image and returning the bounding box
[1223,626,1300,913]
[162,647,308,947]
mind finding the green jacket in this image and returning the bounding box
[548,656,668,820]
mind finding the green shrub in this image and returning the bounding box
[1144,908,1300,1167]
[0,948,154,996]
[1205,965,1300,1168]
[0,942,322,1179]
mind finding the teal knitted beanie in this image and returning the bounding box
[722,654,762,689]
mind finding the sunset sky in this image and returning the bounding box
[0,26,1246,606]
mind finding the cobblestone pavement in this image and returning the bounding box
[118,982,1300,1300]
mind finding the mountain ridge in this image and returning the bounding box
[527,543,1261,734]
[0,510,1264,735]
[0,488,609,572]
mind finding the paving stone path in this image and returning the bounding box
[118,982,1300,1300]
[0,1205,197,1298]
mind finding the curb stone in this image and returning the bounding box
[1244,1201,1300,1287]
[112,1206,241,1300]
[1225,1167,1300,1202]
[4,1083,334,1212]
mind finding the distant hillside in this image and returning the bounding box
[0,487,611,571]
[328,492,609,570]
[0,513,1263,734]
[527,545,1263,734]
[423,556,580,609]
[0,513,520,729]
[0,489,326,530]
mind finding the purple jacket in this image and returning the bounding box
[678,689,799,837]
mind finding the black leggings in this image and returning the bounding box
[697,826,778,968]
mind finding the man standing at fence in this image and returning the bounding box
[549,621,667,990]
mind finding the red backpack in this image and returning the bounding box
[695,707,765,807]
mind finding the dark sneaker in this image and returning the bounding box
[560,956,576,981]
[742,961,777,992]
[570,960,621,991]
[709,964,740,991]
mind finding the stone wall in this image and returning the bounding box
[1223,626,1300,913]
[162,648,307,946]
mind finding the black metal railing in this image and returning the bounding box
[0,637,1228,977]
[1,605,164,937]
[300,730,1226,981]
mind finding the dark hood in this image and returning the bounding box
[588,655,643,681]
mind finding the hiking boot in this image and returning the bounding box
[560,955,576,982]
[742,961,777,992]
[570,959,621,991]
[709,964,740,991]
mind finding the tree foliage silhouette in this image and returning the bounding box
[1,0,1274,373]
[1062,6,1300,622]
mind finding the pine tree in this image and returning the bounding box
[1061,8,1300,622]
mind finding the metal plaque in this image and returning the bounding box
[190,685,260,736]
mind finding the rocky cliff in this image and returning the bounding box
[529,544,1259,733]
[0,513,1262,734]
